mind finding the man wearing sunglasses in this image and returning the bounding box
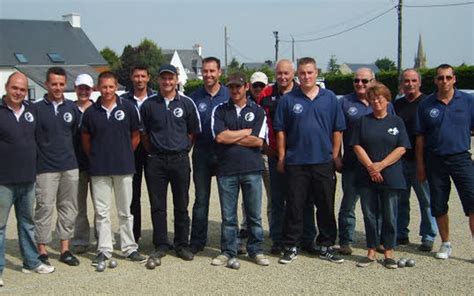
[415,64,474,260]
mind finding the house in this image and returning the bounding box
[339,63,380,75]
[162,44,203,86]
[0,13,108,100]
[241,61,273,70]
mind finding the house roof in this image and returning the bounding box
[242,62,268,70]
[342,63,380,73]
[162,49,202,73]
[0,19,107,67]
[15,65,123,92]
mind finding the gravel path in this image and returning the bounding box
[1,170,473,294]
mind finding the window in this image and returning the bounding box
[28,87,36,101]
[14,53,28,64]
[47,53,65,63]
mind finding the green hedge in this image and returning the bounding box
[324,65,474,96]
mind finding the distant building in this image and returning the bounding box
[414,34,427,69]
[339,63,380,75]
[162,44,203,86]
[241,61,273,70]
[0,14,108,100]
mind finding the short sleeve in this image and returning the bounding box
[211,104,226,139]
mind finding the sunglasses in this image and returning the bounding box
[353,78,373,84]
[252,82,266,88]
[436,75,453,81]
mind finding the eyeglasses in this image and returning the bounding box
[436,75,453,81]
[353,78,373,84]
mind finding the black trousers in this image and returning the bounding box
[145,152,191,250]
[282,162,337,247]
[131,143,147,242]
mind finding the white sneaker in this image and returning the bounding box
[211,254,229,266]
[0,276,4,287]
[22,263,55,274]
[252,254,270,266]
[435,242,452,259]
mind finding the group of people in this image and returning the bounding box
[0,55,473,286]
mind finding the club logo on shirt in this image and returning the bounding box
[387,127,399,136]
[347,107,358,116]
[173,107,184,118]
[244,112,255,122]
[198,102,207,112]
[63,112,73,123]
[293,103,303,114]
[114,110,125,121]
[429,108,440,118]
[24,112,34,122]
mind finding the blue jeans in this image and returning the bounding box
[268,157,316,247]
[397,159,437,242]
[190,147,218,248]
[360,187,399,250]
[338,167,360,246]
[217,173,264,258]
[0,183,41,273]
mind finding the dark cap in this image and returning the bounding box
[159,64,178,75]
[226,72,247,86]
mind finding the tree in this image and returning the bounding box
[375,57,397,72]
[115,39,164,90]
[100,47,120,69]
[326,54,340,74]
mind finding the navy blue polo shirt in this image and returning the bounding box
[212,100,267,176]
[120,88,156,109]
[81,96,140,176]
[140,92,201,154]
[34,96,80,173]
[0,99,37,184]
[416,89,473,156]
[273,87,346,165]
[74,101,94,172]
[350,114,411,189]
[190,85,229,149]
[341,93,395,167]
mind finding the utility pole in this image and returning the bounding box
[224,26,228,69]
[273,31,279,64]
[397,0,403,76]
[291,35,295,63]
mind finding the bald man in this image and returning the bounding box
[0,73,55,287]
[257,59,317,255]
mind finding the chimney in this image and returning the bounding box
[62,13,81,28]
[193,43,202,56]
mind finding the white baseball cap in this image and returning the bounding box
[74,74,94,88]
[250,71,268,85]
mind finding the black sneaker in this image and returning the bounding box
[383,258,398,269]
[418,240,433,252]
[127,251,147,263]
[92,253,107,266]
[153,245,170,258]
[279,247,298,264]
[38,254,51,266]
[397,238,410,245]
[300,244,321,256]
[59,251,80,266]
[176,248,194,261]
[319,247,344,264]
[270,244,283,255]
[189,244,204,254]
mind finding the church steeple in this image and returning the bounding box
[414,34,427,69]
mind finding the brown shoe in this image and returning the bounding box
[338,245,353,255]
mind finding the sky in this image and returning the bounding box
[1,0,473,70]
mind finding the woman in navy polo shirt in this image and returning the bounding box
[350,82,411,269]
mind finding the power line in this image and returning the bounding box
[281,5,397,43]
[405,1,473,8]
[227,42,253,61]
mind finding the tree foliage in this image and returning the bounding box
[100,47,120,69]
[375,57,397,72]
[326,54,341,74]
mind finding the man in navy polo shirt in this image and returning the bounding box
[0,73,55,287]
[71,73,95,254]
[81,71,146,265]
[210,72,270,267]
[416,64,474,260]
[120,65,156,244]
[394,68,437,251]
[141,64,201,262]
[258,59,317,255]
[189,57,229,254]
[274,57,346,264]
[34,67,80,267]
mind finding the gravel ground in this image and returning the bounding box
[1,167,473,295]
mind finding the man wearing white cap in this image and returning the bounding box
[71,74,95,254]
